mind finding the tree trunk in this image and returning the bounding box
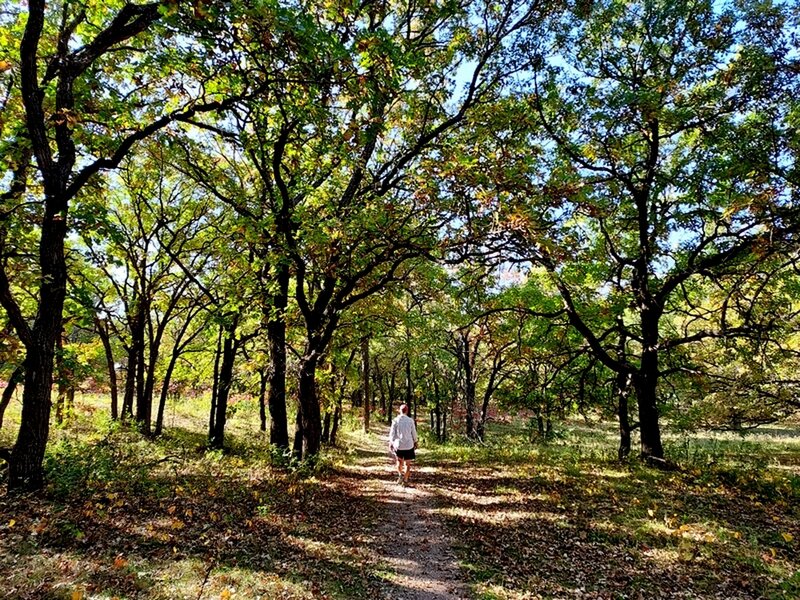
[266,263,290,449]
[141,340,159,436]
[133,294,148,433]
[330,397,342,446]
[258,367,268,432]
[121,343,136,419]
[55,331,66,425]
[616,372,633,460]
[432,375,442,441]
[292,408,304,458]
[405,353,413,418]
[634,366,663,460]
[95,316,118,420]
[296,354,322,460]
[387,370,396,424]
[362,336,370,433]
[636,306,664,460]
[321,411,331,444]
[8,201,68,490]
[375,359,385,418]
[209,329,236,450]
[154,351,179,437]
[0,365,24,430]
[209,326,222,437]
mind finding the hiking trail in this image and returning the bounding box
[342,428,470,600]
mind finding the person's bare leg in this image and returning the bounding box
[396,457,405,483]
[403,460,413,485]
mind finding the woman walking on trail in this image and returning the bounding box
[389,404,418,486]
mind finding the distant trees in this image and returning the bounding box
[448,0,800,461]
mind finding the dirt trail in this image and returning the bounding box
[343,430,470,600]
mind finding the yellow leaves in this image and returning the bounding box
[8,519,15,528]
[170,518,186,530]
[733,531,742,540]
[71,591,84,600]
[781,532,794,543]
[50,108,79,128]
[220,590,232,600]
[0,59,11,72]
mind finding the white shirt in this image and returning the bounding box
[389,414,418,451]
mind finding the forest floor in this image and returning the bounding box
[0,397,799,599]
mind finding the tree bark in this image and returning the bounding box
[209,326,222,436]
[362,336,370,433]
[266,263,290,449]
[634,366,663,459]
[635,302,664,460]
[0,365,24,430]
[258,367,268,433]
[95,316,118,420]
[296,354,322,460]
[209,327,236,450]
[9,201,68,490]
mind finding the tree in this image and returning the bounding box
[459,0,800,461]
[0,1,246,489]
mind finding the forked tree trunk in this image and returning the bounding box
[209,328,237,450]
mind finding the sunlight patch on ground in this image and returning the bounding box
[438,504,565,525]
[588,467,631,479]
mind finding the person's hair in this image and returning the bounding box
[399,403,409,415]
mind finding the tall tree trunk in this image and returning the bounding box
[387,370,396,424]
[634,365,663,460]
[141,335,159,436]
[476,370,498,442]
[636,307,664,460]
[258,367,268,432]
[55,330,66,425]
[296,354,322,460]
[209,326,223,436]
[9,200,68,490]
[95,316,118,420]
[209,327,236,450]
[330,397,342,446]
[405,353,413,419]
[374,359,385,417]
[321,411,331,444]
[154,352,179,437]
[432,374,442,441]
[121,342,137,420]
[0,365,24,430]
[362,336,370,433]
[134,298,148,434]
[266,263,290,449]
[615,371,633,460]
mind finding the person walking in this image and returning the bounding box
[389,403,418,486]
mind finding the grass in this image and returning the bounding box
[424,420,800,600]
[0,393,388,599]
[1,391,799,599]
